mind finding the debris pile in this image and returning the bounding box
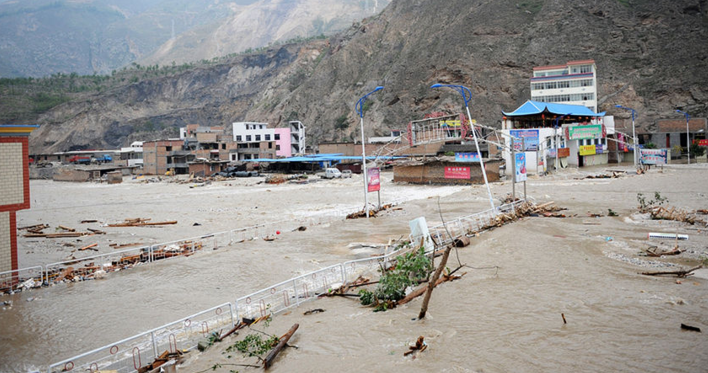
[346,203,398,219]
[20,224,93,238]
[648,206,707,226]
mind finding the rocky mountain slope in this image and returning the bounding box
[140,0,391,66]
[0,0,386,78]
[26,0,708,153]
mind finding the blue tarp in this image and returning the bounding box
[502,100,605,117]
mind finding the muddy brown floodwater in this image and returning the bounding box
[1,165,707,372]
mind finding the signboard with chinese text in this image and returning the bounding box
[454,152,481,162]
[566,125,602,140]
[367,167,380,192]
[640,149,668,165]
[510,129,539,151]
[547,148,557,158]
[515,153,527,182]
[579,144,596,156]
[558,148,570,158]
[444,166,471,179]
[596,144,604,154]
[699,139,708,146]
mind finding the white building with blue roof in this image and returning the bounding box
[501,100,607,174]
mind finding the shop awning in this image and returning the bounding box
[502,100,605,117]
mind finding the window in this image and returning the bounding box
[221,143,226,150]
[580,65,592,73]
[274,134,280,140]
[256,135,261,141]
[276,145,280,151]
[259,125,264,129]
[166,146,172,151]
[268,142,272,149]
[246,135,252,142]
[265,134,271,141]
[236,135,242,141]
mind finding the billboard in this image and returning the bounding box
[558,148,570,158]
[567,125,602,140]
[454,152,481,162]
[367,167,380,192]
[444,166,470,179]
[640,149,668,165]
[515,153,527,182]
[579,144,596,156]
[510,129,539,151]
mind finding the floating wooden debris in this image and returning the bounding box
[645,246,684,257]
[18,224,49,231]
[264,323,299,369]
[404,336,428,357]
[681,323,701,333]
[107,218,178,227]
[24,232,88,238]
[78,243,98,251]
[640,265,702,278]
[87,228,106,235]
[80,219,98,224]
[58,225,76,232]
[347,204,396,219]
[109,242,144,249]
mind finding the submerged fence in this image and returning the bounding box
[43,200,528,373]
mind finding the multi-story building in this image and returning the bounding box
[530,60,598,113]
[142,139,191,175]
[232,121,306,158]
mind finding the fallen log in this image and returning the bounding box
[80,220,98,224]
[398,271,463,306]
[78,243,98,251]
[58,225,76,232]
[681,323,701,332]
[640,265,702,278]
[646,247,684,257]
[18,224,49,231]
[87,228,106,235]
[264,323,299,369]
[24,232,86,238]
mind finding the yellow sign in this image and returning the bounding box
[579,144,596,156]
[440,119,461,127]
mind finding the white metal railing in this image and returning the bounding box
[0,266,43,293]
[48,303,234,373]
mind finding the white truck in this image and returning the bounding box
[319,168,343,179]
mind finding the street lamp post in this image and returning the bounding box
[615,105,637,169]
[676,109,691,165]
[431,83,495,211]
[355,86,384,218]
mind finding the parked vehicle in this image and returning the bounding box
[341,170,352,178]
[67,156,91,164]
[92,155,113,164]
[319,168,343,179]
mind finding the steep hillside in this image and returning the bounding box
[25,0,708,153]
[0,0,388,78]
[141,0,391,66]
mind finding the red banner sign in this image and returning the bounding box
[699,139,708,147]
[367,168,380,192]
[558,148,570,158]
[444,166,470,179]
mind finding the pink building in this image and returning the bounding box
[274,128,292,157]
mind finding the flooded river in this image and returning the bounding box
[2,165,707,372]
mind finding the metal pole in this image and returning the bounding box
[686,115,690,165]
[522,138,527,200]
[631,112,637,169]
[464,105,495,211]
[360,116,369,218]
[377,190,381,210]
[511,138,516,201]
